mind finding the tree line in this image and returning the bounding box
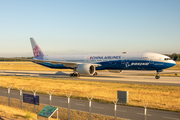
[0,57,33,61]
[165,53,180,61]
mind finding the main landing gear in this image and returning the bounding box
[155,70,162,79]
[69,72,98,77]
[70,73,80,77]
[70,69,80,77]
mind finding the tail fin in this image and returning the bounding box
[30,37,44,59]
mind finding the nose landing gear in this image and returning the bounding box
[155,70,162,79]
[155,74,160,79]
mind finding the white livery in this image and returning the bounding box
[30,38,176,79]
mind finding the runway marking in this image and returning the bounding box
[93,106,104,109]
[117,110,126,112]
[76,103,85,106]
[137,113,152,116]
[163,117,179,120]
[59,101,67,103]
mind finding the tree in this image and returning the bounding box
[171,53,179,61]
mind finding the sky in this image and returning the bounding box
[0,0,180,57]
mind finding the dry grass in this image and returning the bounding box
[0,104,37,120]
[0,76,179,112]
[0,62,72,71]
[0,96,123,120]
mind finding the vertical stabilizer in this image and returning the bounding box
[30,37,44,59]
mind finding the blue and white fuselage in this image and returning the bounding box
[30,38,176,79]
[42,52,175,71]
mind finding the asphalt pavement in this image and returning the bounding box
[1,70,180,86]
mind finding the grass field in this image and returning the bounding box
[0,96,38,120]
[0,76,180,112]
[0,62,71,71]
[0,104,36,120]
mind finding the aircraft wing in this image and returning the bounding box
[29,59,101,68]
[0,57,101,68]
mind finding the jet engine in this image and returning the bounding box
[76,64,96,76]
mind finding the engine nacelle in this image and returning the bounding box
[76,64,96,76]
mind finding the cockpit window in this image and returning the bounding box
[164,58,172,60]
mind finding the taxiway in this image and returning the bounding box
[0,70,180,86]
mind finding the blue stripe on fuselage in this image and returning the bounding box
[33,60,175,70]
[96,60,175,70]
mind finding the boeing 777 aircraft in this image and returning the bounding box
[30,37,176,79]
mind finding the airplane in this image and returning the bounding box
[30,37,176,79]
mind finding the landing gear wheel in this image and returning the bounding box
[74,73,78,77]
[155,75,160,79]
[69,73,74,77]
[69,73,80,77]
[155,70,162,79]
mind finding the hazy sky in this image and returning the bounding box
[0,0,179,57]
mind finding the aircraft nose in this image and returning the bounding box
[172,60,176,66]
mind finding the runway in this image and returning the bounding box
[0,70,180,86]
